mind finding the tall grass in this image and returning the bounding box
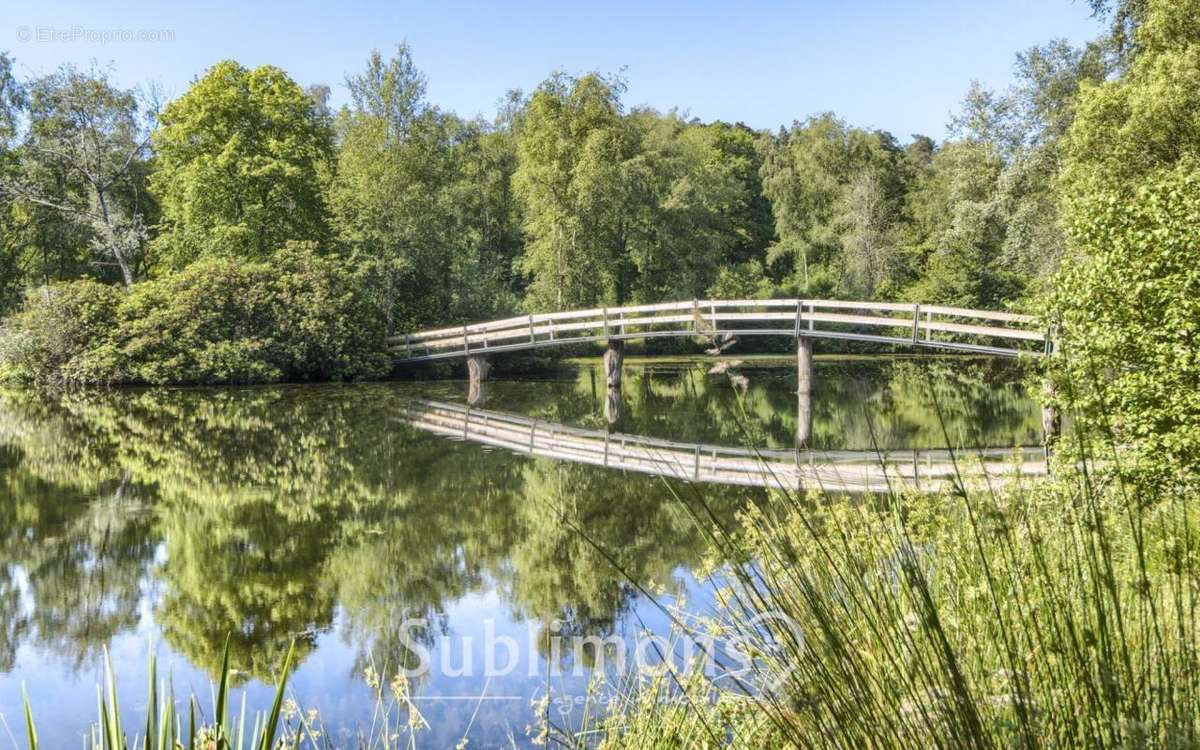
[549,393,1200,748]
[20,638,296,750]
[15,640,480,750]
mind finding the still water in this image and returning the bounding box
[0,357,1041,747]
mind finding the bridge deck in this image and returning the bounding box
[389,299,1050,362]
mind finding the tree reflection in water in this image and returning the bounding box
[0,357,1038,687]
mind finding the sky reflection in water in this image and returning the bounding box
[0,358,1041,747]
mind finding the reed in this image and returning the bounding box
[20,637,299,750]
[548,395,1200,748]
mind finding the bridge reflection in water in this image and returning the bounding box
[398,400,1048,495]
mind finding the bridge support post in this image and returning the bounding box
[604,339,624,388]
[797,337,813,447]
[604,385,624,427]
[467,355,490,405]
[1041,380,1060,445]
[468,377,488,406]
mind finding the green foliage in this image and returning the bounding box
[121,243,390,384]
[1051,161,1200,486]
[0,281,123,386]
[580,469,1200,748]
[760,113,907,297]
[514,72,636,309]
[0,53,23,314]
[1,63,155,288]
[0,245,390,385]
[22,641,299,750]
[1061,0,1200,199]
[514,73,773,311]
[903,141,1024,307]
[0,26,1178,390]
[624,112,761,302]
[1050,0,1200,487]
[707,259,774,300]
[328,46,522,333]
[150,60,334,268]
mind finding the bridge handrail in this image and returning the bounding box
[389,298,1047,360]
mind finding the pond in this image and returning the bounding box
[0,357,1043,748]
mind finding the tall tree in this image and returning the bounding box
[1050,0,1200,486]
[513,72,638,309]
[330,46,523,333]
[835,171,900,299]
[150,60,333,268]
[905,41,1107,307]
[0,52,27,312]
[622,111,751,302]
[0,64,154,286]
[760,113,905,296]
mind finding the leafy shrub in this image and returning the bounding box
[0,281,123,386]
[1048,160,1200,487]
[119,256,278,384]
[1047,0,1200,490]
[705,259,774,300]
[121,243,391,385]
[0,244,392,386]
[266,243,393,381]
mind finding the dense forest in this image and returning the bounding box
[0,0,1154,385]
[0,34,1099,318]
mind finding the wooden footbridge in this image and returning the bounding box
[391,299,1060,445]
[398,400,1049,494]
[389,299,1051,363]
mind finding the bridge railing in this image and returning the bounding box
[389,299,1049,361]
[398,400,1048,493]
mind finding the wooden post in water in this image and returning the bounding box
[604,386,624,427]
[797,336,813,447]
[604,339,624,388]
[467,355,490,405]
[468,377,488,406]
[1041,379,1060,445]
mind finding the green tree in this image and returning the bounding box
[330,46,521,333]
[903,140,1017,307]
[0,51,27,313]
[150,60,333,268]
[759,114,905,297]
[1050,0,1200,487]
[620,111,751,302]
[514,73,639,309]
[903,40,1106,309]
[0,64,155,286]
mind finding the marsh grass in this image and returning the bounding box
[536,371,1200,748]
[19,637,295,750]
[13,639,505,750]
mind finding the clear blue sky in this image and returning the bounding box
[4,0,1105,140]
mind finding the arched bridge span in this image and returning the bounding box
[388,299,1051,363]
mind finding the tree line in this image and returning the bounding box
[0,23,1112,381]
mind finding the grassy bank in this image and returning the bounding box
[567,439,1199,748]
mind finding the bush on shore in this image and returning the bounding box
[0,280,125,387]
[0,243,392,386]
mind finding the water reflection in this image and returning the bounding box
[0,357,1041,746]
[402,400,1045,492]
